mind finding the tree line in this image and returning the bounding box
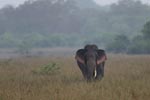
[0,0,150,54]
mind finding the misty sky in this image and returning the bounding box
[0,0,150,8]
[95,0,150,5]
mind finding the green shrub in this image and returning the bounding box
[32,62,60,75]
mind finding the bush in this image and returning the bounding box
[32,62,60,75]
[106,34,130,53]
[16,40,32,56]
[128,35,150,54]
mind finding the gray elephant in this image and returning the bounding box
[75,44,107,81]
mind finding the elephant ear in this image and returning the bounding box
[75,49,86,64]
[97,49,107,65]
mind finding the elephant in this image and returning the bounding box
[75,44,107,81]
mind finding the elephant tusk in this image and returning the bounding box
[94,68,97,78]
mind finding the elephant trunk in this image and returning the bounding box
[86,58,97,80]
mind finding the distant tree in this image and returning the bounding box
[128,21,150,54]
[141,21,150,53]
[110,0,149,15]
[106,34,130,53]
[72,0,99,9]
[109,0,150,36]
[0,0,150,48]
[127,35,145,54]
[0,5,15,35]
[17,40,32,56]
[142,21,150,39]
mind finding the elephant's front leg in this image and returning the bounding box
[77,61,88,79]
[95,62,105,80]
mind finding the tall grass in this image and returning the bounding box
[0,55,150,100]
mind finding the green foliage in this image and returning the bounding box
[32,62,60,75]
[16,40,32,56]
[0,32,17,47]
[107,20,150,54]
[106,34,130,53]
[128,36,146,54]
[0,0,149,35]
[0,0,150,51]
[142,21,150,39]
[130,21,150,54]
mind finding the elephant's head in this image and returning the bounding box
[75,44,107,80]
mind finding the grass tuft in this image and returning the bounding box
[32,62,60,75]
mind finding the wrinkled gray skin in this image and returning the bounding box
[75,44,106,81]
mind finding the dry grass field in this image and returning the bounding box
[0,54,150,100]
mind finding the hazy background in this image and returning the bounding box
[0,0,150,8]
[0,0,150,58]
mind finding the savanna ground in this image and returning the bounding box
[0,53,150,100]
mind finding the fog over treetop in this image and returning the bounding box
[0,0,150,8]
[0,0,150,54]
